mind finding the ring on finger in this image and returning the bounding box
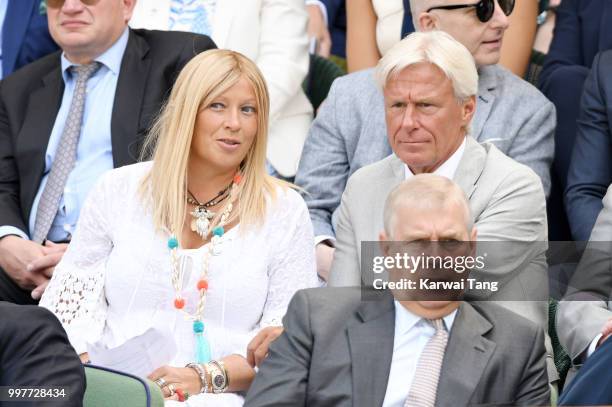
[167,383,176,397]
[154,378,167,389]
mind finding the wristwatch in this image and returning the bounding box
[208,360,229,394]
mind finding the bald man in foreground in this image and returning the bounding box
[244,175,550,407]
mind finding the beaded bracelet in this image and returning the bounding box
[186,362,209,393]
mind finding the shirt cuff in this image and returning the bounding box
[315,235,336,247]
[306,0,329,26]
[586,333,604,359]
[0,226,29,241]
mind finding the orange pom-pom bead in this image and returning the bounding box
[233,174,242,185]
[197,279,209,291]
[174,298,185,309]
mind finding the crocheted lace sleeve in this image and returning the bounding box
[260,188,318,327]
[225,189,317,358]
[40,170,120,355]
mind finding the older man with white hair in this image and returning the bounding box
[326,30,556,383]
[296,0,555,282]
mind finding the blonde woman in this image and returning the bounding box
[130,0,313,179]
[40,49,317,406]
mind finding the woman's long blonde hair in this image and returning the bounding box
[140,49,287,238]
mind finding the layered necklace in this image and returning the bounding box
[167,173,242,363]
[187,181,233,239]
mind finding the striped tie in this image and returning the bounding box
[32,62,101,243]
[404,318,449,407]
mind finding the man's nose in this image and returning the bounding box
[400,105,418,130]
[489,0,510,31]
[61,0,87,13]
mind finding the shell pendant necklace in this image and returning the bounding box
[187,181,232,238]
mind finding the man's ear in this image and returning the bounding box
[470,226,478,241]
[417,12,437,31]
[379,231,390,256]
[462,95,477,123]
[123,0,138,23]
[468,226,478,257]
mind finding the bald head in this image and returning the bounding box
[406,0,510,67]
[383,174,474,240]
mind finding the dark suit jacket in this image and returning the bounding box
[539,0,612,92]
[1,0,59,77]
[321,0,347,58]
[0,302,85,407]
[565,50,612,241]
[0,28,215,235]
[244,288,550,407]
[558,335,612,405]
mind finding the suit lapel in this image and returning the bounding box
[111,30,151,167]
[436,303,496,406]
[386,154,407,183]
[368,155,406,238]
[3,0,36,74]
[453,137,486,200]
[348,291,395,407]
[212,0,239,47]
[471,65,498,141]
[19,63,64,219]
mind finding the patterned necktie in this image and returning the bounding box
[404,318,449,407]
[32,62,101,243]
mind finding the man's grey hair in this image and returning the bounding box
[383,174,474,238]
[374,30,478,103]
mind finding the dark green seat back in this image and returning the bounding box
[84,365,164,407]
[303,54,346,111]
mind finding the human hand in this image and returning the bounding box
[597,317,612,348]
[247,326,284,367]
[307,4,332,57]
[79,352,90,364]
[316,242,335,282]
[148,365,201,401]
[29,241,69,300]
[0,235,47,290]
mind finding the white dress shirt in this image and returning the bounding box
[382,301,457,407]
[404,137,466,180]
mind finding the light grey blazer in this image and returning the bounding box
[295,65,555,238]
[328,137,558,381]
[557,183,612,381]
[244,288,551,407]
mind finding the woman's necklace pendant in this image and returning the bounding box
[190,206,215,238]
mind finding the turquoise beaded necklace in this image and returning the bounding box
[167,173,242,363]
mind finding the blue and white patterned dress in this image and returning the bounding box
[169,0,217,36]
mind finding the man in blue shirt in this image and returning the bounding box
[0,0,216,304]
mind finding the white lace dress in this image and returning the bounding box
[40,162,318,406]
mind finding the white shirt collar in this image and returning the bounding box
[404,137,466,180]
[393,300,457,336]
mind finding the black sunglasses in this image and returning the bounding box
[426,0,515,23]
